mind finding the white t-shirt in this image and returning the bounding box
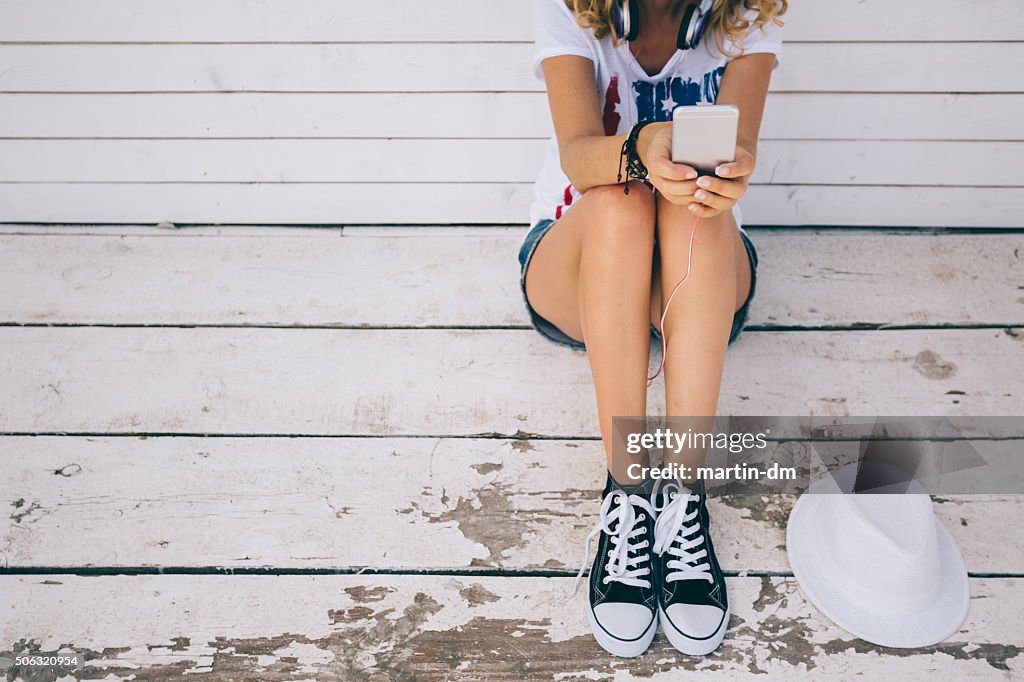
[529,0,784,228]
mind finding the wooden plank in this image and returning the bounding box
[0,139,551,183]
[742,186,1024,228]
[761,93,1024,142]
[1,0,1021,42]
[751,233,1024,327]
[0,327,1020,437]
[0,224,354,236]
[745,141,1024,186]
[0,575,1020,679]
[0,92,554,139]
[781,0,1024,42]
[4,139,1020,186]
[2,183,1023,226]
[0,43,1020,94]
[0,182,540,225]
[1,232,1021,328]
[4,93,1022,141]
[0,0,533,42]
[1,435,1019,572]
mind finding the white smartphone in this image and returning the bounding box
[671,104,738,174]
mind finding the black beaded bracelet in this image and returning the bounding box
[617,119,656,195]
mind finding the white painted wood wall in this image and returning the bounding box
[0,0,1022,226]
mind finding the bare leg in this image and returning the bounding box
[652,197,752,477]
[524,184,656,481]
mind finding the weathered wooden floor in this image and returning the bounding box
[1,225,1022,680]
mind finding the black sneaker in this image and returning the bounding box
[574,477,658,657]
[651,478,729,655]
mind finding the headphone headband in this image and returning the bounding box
[677,4,704,50]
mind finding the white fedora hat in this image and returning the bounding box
[786,463,969,648]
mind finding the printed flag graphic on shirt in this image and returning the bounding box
[630,65,725,123]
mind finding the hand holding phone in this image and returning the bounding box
[668,104,754,218]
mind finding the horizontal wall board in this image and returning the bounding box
[2,183,1023,226]
[1,575,1020,679]
[3,93,1022,141]
[779,0,1024,42]
[1,0,1021,42]
[0,0,533,43]
[1,231,1021,328]
[3,139,1020,186]
[761,93,1024,142]
[0,224,351,236]
[0,327,1019,437]
[1,435,1019,572]
[0,92,554,139]
[0,43,1019,94]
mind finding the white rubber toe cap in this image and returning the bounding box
[587,602,658,657]
[664,603,726,639]
[592,603,656,641]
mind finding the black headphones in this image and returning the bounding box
[612,0,707,51]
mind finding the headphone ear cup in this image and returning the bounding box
[615,0,639,41]
[676,4,703,50]
[626,0,641,41]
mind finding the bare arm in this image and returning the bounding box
[717,51,774,167]
[539,50,776,211]
[540,55,692,194]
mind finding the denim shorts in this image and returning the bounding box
[517,217,759,351]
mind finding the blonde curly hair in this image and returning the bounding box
[562,0,787,57]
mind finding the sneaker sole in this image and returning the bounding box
[659,606,729,656]
[586,606,658,658]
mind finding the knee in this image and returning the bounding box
[581,184,656,251]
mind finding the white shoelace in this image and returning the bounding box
[573,489,655,594]
[652,480,714,584]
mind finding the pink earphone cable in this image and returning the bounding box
[620,16,698,386]
[625,42,636,129]
[647,213,700,386]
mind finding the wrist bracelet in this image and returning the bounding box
[617,119,656,195]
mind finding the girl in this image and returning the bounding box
[520,0,786,658]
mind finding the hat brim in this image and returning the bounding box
[786,489,970,648]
